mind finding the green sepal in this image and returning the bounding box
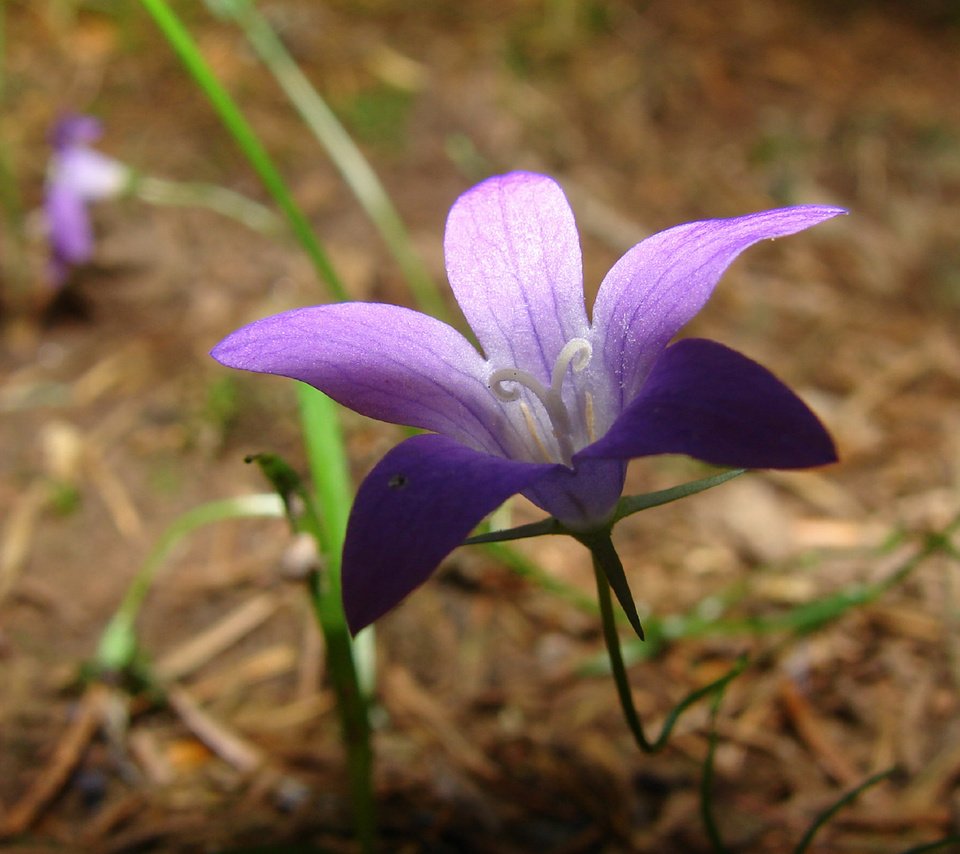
[463,468,746,547]
[611,468,745,524]
[577,530,645,641]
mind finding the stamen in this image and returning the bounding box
[488,336,594,466]
[585,392,597,444]
[520,401,553,462]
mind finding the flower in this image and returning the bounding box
[212,171,844,632]
[45,115,131,284]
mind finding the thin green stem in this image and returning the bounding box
[308,576,376,851]
[135,174,281,233]
[139,0,346,299]
[211,0,446,319]
[592,553,655,752]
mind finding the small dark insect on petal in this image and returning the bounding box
[388,473,408,490]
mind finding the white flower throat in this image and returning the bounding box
[488,337,596,466]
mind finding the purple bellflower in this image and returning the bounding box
[212,172,844,633]
[45,115,131,284]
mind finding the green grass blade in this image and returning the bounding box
[139,0,347,300]
[208,0,446,318]
[793,768,894,854]
[0,0,28,302]
[482,540,601,616]
[248,439,376,852]
[700,688,731,854]
[898,838,960,854]
[141,4,375,845]
[96,493,284,673]
[296,384,351,577]
[613,513,960,663]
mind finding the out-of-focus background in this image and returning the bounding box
[2,1,959,851]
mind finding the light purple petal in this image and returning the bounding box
[444,172,589,382]
[56,148,129,200]
[590,206,847,409]
[578,338,837,469]
[211,303,517,454]
[342,433,555,632]
[45,181,92,266]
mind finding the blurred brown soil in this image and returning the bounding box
[1,1,960,851]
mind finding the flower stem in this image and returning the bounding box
[591,550,656,752]
[590,539,747,754]
[135,175,281,234]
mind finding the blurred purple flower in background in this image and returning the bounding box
[212,171,844,632]
[45,115,130,284]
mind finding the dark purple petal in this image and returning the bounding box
[522,457,626,530]
[578,338,837,469]
[444,172,589,382]
[212,303,517,454]
[50,114,103,150]
[590,206,846,409]
[342,433,555,632]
